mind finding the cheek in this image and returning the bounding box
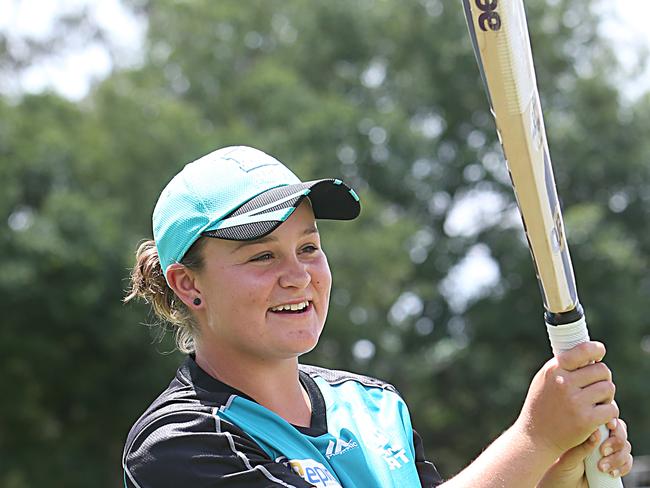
[314,259,333,296]
[205,267,266,310]
[227,274,269,307]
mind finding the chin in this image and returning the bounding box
[283,331,321,356]
[298,341,318,356]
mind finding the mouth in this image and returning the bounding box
[269,300,312,314]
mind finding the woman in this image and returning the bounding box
[122,145,632,487]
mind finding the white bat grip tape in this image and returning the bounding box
[546,316,590,355]
[546,317,623,488]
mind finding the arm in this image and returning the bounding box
[440,423,556,488]
[441,342,621,488]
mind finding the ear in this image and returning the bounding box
[165,264,201,308]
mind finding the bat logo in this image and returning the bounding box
[551,209,566,253]
[475,0,502,31]
[530,99,543,149]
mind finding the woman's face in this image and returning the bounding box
[194,200,332,362]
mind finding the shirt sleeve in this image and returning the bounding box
[123,408,315,488]
[413,429,444,487]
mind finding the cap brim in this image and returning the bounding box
[202,179,360,241]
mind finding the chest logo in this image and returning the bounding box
[288,458,342,487]
[326,437,359,458]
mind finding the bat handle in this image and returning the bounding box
[546,315,623,488]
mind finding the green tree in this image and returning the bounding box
[1,1,648,486]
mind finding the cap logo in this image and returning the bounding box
[222,151,281,173]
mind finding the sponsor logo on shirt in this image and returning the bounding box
[287,458,343,487]
[370,430,410,470]
[325,437,359,459]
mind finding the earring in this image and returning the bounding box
[193,297,202,306]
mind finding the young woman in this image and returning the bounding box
[122,145,632,487]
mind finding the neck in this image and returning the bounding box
[194,344,312,427]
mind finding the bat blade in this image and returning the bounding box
[461,1,622,486]
[462,0,577,315]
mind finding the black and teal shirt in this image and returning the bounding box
[123,356,443,487]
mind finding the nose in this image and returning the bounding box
[278,256,311,289]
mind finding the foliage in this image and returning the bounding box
[1,0,648,485]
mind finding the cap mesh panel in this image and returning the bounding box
[203,221,280,240]
[230,184,308,216]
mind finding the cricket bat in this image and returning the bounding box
[461,1,622,486]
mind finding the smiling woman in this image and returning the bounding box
[122,145,631,488]
[121,146,444,487]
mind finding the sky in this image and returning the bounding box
[1,0,649,101]
[596,0,650,99]
[0,0,144,99]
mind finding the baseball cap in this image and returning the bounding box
[153,145,361,276]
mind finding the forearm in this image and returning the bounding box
[440,423,558,488]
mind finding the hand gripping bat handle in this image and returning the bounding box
[546,316,623,488]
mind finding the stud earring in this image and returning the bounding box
[193,297,201,306]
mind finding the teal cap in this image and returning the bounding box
[153,146,360,277]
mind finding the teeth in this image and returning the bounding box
[271,301,309,312]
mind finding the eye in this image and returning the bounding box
[301,244,319,254]
[250,252,273,262]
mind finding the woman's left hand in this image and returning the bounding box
[597,418,633,479]
[537,417,633,488]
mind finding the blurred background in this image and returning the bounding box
[1,0,648,486]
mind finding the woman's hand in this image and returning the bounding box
[537,417,633,488]
[515,341,619,457]
[598,418,633,479]
[440,341,632,488]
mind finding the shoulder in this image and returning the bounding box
[124,357,235,449]
[299,364,400,394]
[123,358,282,487]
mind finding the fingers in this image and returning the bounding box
[598,418,633,478]
[580,379,616,406]
[590,402,620,427]
[570,361,612,388]
[606,401,622,431]
[598,437,633,477]
[523,341,619,455]
[553,343,616,424]
[556,341,606,371]
[606,416,619,431]
[608,417,626,436]
[546,354,615,415]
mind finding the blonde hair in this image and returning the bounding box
[124,239,206,353]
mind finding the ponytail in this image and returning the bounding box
[124,239,205,353]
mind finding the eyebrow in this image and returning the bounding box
[230,225,319,253]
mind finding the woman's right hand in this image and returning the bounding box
[515,341,619,457]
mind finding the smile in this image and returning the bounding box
[269,300,311,313]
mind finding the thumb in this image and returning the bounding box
[559,430,600,466]
[538,430,601,487]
